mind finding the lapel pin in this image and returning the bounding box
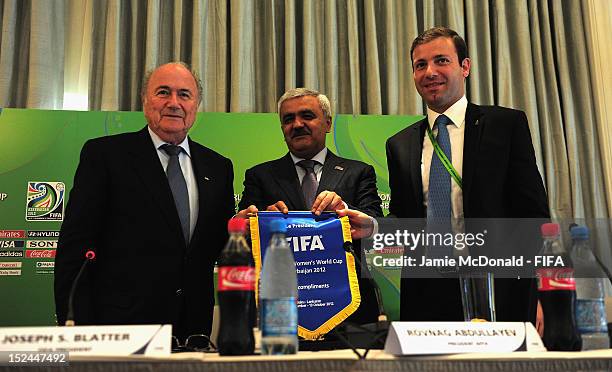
[204,177,210,181]
[334,166,344,171]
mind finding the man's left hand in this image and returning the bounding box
[311,190,345,215]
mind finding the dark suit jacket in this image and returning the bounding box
[386,103,549,322]
[238,150,383,324]
[54,126,235,341]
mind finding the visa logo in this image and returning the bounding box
[0,240,25,249]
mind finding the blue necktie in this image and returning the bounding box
[427,114,452,220]
[161,144,191,245]
[426,114,454,267]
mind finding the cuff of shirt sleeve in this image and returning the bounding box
[369,216,379,237]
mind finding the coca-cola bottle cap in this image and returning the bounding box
[228,218,247,233]
[540,223,560,237]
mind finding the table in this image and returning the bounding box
[2,349,612,372]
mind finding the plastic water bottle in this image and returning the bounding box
[260,220,298,354]
[570,225,609,350]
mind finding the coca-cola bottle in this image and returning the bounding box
[217,218,255,355]
[536,223,581,351]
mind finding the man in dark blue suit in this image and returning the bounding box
[55,63,235,342]
[237,88,383,325]
[385,27,549,323]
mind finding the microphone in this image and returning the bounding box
[65,250,96,326]
[297,241,390,357]
[343,241,388,322]
[333,242,389,356]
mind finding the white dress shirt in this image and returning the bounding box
[289,148,351,210]
[148,127,199,240]
[290,147,327,184]
[421,96,467,220]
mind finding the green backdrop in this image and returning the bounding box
[0,108,421,326]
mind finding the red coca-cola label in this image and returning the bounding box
[218,266,255,291]
[25,249,56,258]
[537,268,576,291]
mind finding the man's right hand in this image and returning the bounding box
[266,201,289,214]
[235,205,258,219]
[336,208,375,240]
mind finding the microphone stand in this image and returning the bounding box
[65,250,96,326]
[329,242,390,359]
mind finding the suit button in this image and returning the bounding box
[176,289,183,296]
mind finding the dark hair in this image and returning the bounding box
[141,62,203,104]
[410,27,468,67]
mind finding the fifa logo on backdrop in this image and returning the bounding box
[25,182,65,221]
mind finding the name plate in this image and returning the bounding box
[384,322,545,355]
[0,325,171,356]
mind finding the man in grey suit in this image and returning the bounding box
[237,88,383,324]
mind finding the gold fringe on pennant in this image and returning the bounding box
[340,215,353,244]
[249,214,262,305]
[298,216,361,340]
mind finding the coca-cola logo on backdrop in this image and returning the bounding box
[25,250,56,258]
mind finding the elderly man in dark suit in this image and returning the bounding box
[385,27,549,323]
[54,62,235,343]
[237,88,383,325]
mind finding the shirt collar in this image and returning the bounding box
[426,95,468,129]
[148,126,191,157]
[290,147,327,166]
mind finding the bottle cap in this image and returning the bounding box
[570,225,589,239]
[270,219,287,233]
[540,223,560,237]
[228,218,247,233]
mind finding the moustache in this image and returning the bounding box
[291,128,311,138]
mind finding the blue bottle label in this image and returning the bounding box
[576,298,608,333]
[261,298,298,336]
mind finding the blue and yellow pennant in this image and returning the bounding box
[251,211,361,340]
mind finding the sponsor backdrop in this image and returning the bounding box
[0,108,421,326]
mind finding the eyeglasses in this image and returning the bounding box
[171,334,217,353]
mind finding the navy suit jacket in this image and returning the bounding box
[238,150,383,324]
[386,103,549,322]
[55,126,235,341]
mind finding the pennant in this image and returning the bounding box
[251,211,360,340]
